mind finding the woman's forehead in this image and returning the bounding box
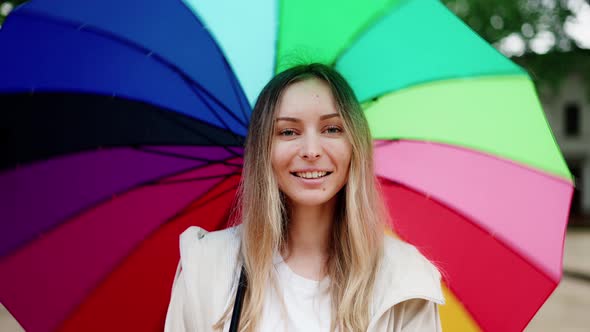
[276,78,338,118]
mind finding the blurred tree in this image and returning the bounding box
[442,0,590,96]
[0,0,27,26]
[443,0,574,50]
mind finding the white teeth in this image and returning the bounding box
[295,171,328,179]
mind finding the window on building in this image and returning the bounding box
[568,163,581,217]
[564,102,580,137]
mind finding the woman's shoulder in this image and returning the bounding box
[178,225,241,274]
[180,225,241,252]
[169,226,242,327]
[372,234,445,312]
[381,234,441,279]
[180,225,240,252]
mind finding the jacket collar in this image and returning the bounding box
[371,235,445,318]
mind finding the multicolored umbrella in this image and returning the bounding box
[0,0,573,331]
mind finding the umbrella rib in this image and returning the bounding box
[358,72,527,104]
[179,182,240,215]
[135,146,243,167]
[80,178,241,318]
[149,172,242,186]
[223,58,251,123]
[329,0,408,68]
[226,61,250,123]
[373,140,399,148]
[381,139,573,186]
[187,83,248,147]
[385,178,559,284]
[48,176,240,332]
[155,176,240,227]
[152,104,244,159]
[17,9,249,130]
[385,178,561,332]
[176,0,253,123]
[0,159,234,261]
[177,70,249,130]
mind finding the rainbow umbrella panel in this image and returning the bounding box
[0,0,573,331]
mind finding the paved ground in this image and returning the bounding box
[525,228,590,332]
[2,229,589,331]
[0,302,22,332]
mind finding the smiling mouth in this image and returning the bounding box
[291,171,333,179]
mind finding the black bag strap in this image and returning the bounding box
[229,266,247,332]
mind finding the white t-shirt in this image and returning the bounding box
[259,254,332,332]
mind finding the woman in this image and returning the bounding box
[164,64,444,332]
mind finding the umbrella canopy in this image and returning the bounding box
[0,0,573,331]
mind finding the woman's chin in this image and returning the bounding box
[285,192,339,208]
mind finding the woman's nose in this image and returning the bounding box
[299,134,321,160]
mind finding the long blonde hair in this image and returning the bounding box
[218,63,388,331]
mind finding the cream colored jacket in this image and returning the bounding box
[164,226,445,332]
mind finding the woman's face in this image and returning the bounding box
[271,78,352,208]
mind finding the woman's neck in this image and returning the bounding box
[282,197,337,280]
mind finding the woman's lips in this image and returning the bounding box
[291,171,332,179]
[290,172,332,186]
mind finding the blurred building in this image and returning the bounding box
[539,73,590,224]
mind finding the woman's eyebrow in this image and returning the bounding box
[275,113,340,122]
[276,117,300,123]
[319,113,340,120]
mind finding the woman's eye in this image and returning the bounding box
[279,129,296,136]
[324,126,342,134]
